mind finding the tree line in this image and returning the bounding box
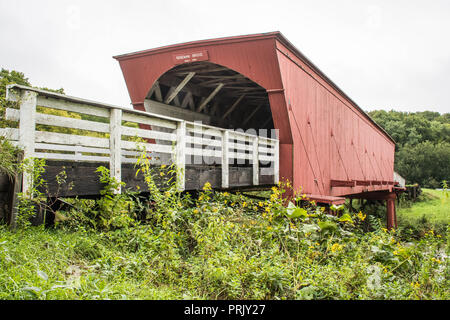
[368,109,449,188]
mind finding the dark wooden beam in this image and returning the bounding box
[330,179,356,187]
[354,180,371,186]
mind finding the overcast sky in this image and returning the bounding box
[1,0,449,114]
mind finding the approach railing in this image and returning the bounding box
[1,85,279,194]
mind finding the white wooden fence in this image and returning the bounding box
[1,85,279,194]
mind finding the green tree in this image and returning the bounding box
[370,110,450,187]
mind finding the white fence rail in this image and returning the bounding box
[1,85,279,193]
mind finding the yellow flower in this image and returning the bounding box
[242,202,247,208]
[331,243,343,253]
[193,209,199,214]
[223,192,230,197]
[411,282,420,289]
[431,258,442,264]
[161,164,167,169]
[202,182,212,191]
[357,211,366,221]
[258,201,264,207]
[231,202,235,206]
[265,207,271,213]
[160,172,165,176]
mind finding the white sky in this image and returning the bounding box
[1,0,449,113]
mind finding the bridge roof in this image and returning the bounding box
[113,31,394,144]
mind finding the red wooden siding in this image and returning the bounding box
[275,39,395,197]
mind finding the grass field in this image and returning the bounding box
[398,188,449,224]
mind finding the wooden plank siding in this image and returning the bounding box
[274,39,395,198]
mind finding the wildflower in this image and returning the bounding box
[267,226,272,231]
[411,282,420,289]
[231,202,235,206]
[393,250,398,255]
[160,172,165,177]
[331,243,343,253]
[242,202,247,208]
[212,207,218,213]
[198,195,204,201]
[258,201,264,207]
[223,192,230,197]
[161,164,167,169]
[203,182,212,191]
[431,258,442,264]
[357,211,366,221]
[193,209,199,214]
[265,207,271,213]
[271,186,278,193]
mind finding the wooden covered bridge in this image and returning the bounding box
[1,32,404,229]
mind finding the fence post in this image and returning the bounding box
[176,120,186,191]
[253,135,259,185]
[109,108,122,194]
[18,90,37,196]
[274,139,279,185]
[221,130,229,189]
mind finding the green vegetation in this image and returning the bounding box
[0,157,448,300]
[397,188,449,238]
[368,110,450,187]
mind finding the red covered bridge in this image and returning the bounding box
[114,31,404,229]
[1,32,404,229]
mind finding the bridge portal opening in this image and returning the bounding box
[144,62,274,132]
[144,62,277,174]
